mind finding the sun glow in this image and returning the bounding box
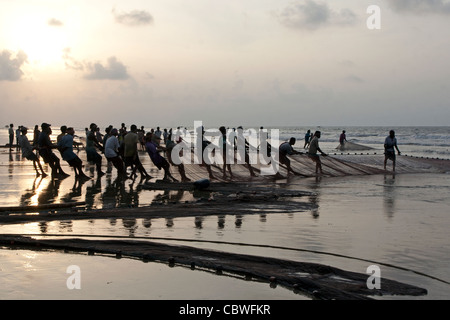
[7,12,69,68]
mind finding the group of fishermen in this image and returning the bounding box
[13,122,400,181]
[14,122,186,182]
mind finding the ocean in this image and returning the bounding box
[3,125,450,160]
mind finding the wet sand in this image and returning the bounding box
[1,147,450,299]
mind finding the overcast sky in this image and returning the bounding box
[1,0,449,129]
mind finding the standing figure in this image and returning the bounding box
[33,125,40,147]
[219,126,233,179]
[304,130,311,149]
[8,124,14,150]
[339,130,347,146]
[384,130,401,172]
[307,131,327,175]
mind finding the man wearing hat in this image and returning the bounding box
[37,123,69,178]
[18,126,47,176]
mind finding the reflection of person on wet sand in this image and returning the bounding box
[18,127,47,177]
[307,131,327,175]
[19,176,44,207]
[37,179,62,205]
[85,176,102,209]
[60,178,87,203]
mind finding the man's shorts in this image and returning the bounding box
[385,151,396,161]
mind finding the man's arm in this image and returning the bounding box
[395,141,401,154]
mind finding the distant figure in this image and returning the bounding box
[304,130,311,149]
[219,126,233,179]
[38,123,69,178]
[103,125,114,173]
[145,133,177,182]
[198,126,214,180]
[163,128,169,145]
[307,131,327,175]
[18,127,47,177]
[279,137,303,175]
[95,126,103,143]
[58,127,90,180]
[152,127,162,146]
[15,126,21,150]
[137,126,146,151]
[384,130,401,172]
[33,125,40,146]
[57,125,67,144]
[339,130,347,146]
[235,126,257,177]
[8,124,14,150]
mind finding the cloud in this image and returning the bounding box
[62,49,129,80]
[62,48,84,71]
[0,50,28,81]
[112,8,154,26]
[276,0,357,30]
[48,18,64,27]
[387,0,450,14]
[344,75,364,83]
[84,56,129,80]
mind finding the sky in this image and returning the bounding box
[1,0,450,129]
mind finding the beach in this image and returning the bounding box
[0,126,449,300]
